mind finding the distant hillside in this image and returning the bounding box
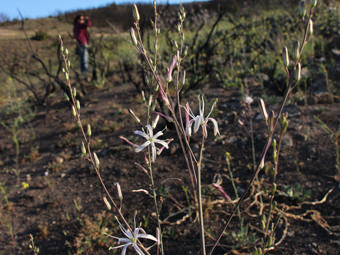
[58,0,300,30]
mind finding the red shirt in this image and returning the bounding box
[73,18,92,46]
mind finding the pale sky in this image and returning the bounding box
[2,0,209,20]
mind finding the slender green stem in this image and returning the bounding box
[197,138,206,255]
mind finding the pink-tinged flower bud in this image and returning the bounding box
[129,27,138,46]
[308,19,313,36]
[311,0,318,8]
[166,55,177,83]
[103,196,111,210]
[133,4,140,22]
[282,46,289,68]
[293,41,300,61]
[93,152,100,168]
[299,0,306,18]
[295,62,301,82]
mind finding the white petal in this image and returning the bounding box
[206,101,216,119]
[154,139,169,149]
[186,124,192,137]
[121,244,129,255]
[137,233,158,242]
[134,130,149,140]
[145,124,154,137]
[151,143,157,162]
[208,118,220,136]
[153,130,164,139]
[152,114,160,129]
[132,243,145,255]
[193,116,202,133]
[135,141,151,152]
[109,242,130,250]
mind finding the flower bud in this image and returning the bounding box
[181,70,186,85]
[73,87,77,98]
[295,62,301,82]
[308,19,313,36]
[129,27,138,46]
[81,141,86,155]
[293,41,300,61]
[128,108,141,124]
[272,139,277,151]
[65,48,69,56]
[76,100,81,110]
[261,214,267,230]
[152,114,159,129]
[65,72,69,81]
[115,182,123,202]
[93,152,100,168]
[72,105,77,117]
[148,95,153,107]
[133,4,140,22]
[311,0,318,8]
[259,98,269,124]
[183,46,188,57]
[103,196,111,210]
[282,46,289,68]
[299,0,306,18]
[272,183,277,194]
[141,90,146,102]
[282,114,289,134]
[87,124,92,137]
[64,93,70,101]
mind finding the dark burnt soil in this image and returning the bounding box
[0,82,339,255]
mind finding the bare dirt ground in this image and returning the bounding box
[0,77,339,254]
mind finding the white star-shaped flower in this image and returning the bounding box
[134,124,169,162]
[185,96,220,138]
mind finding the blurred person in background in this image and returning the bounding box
[73,15,91,80]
